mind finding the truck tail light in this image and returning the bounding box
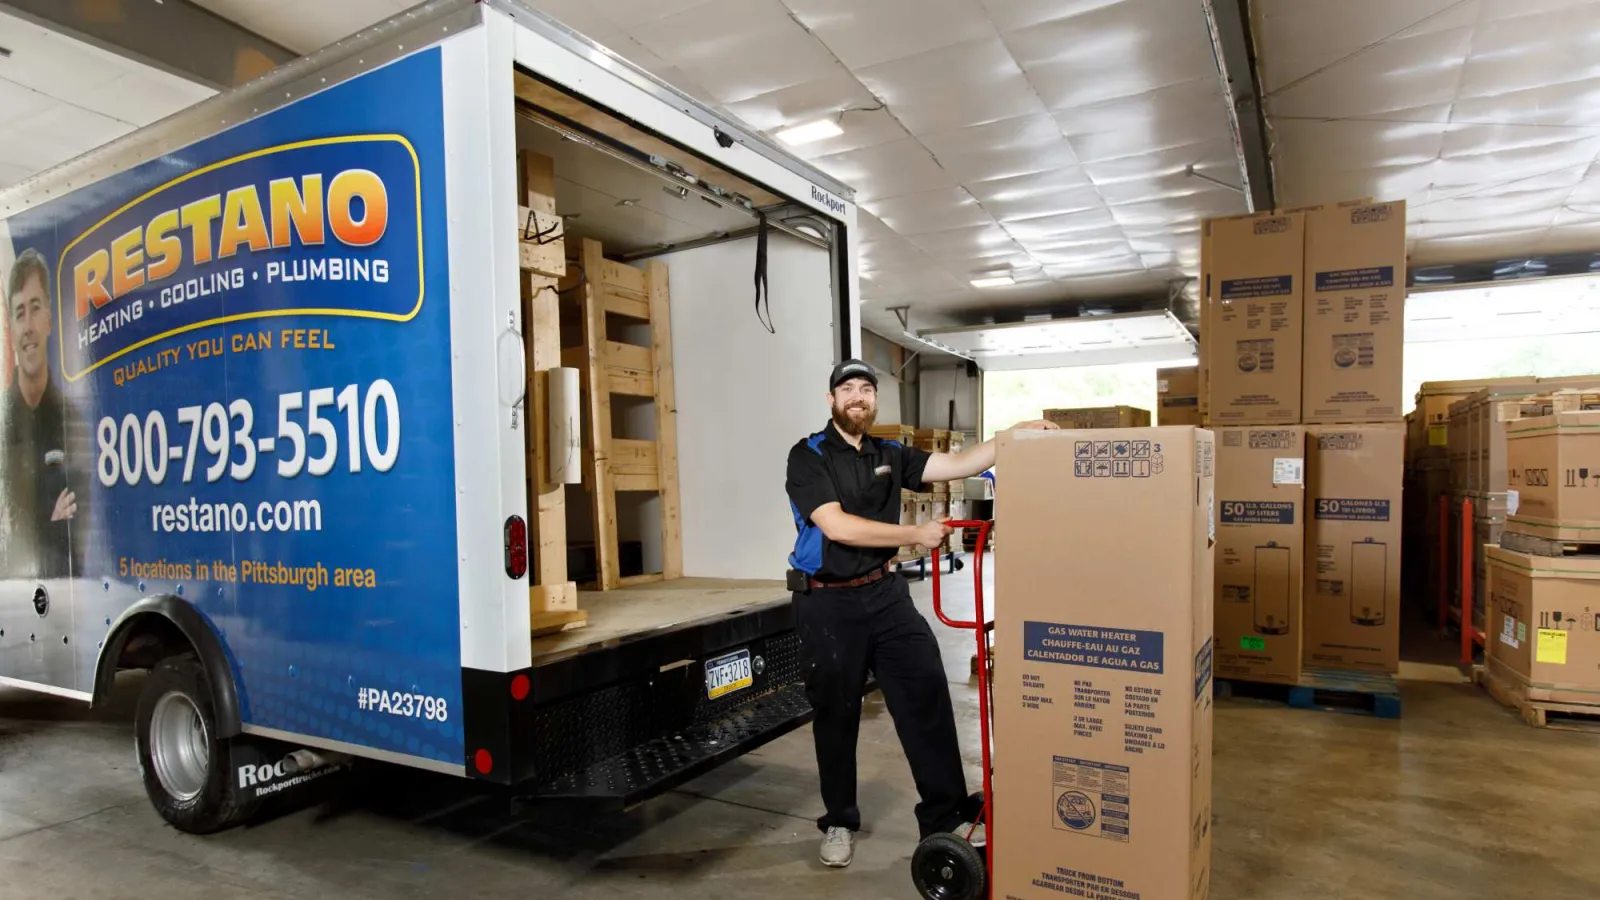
[504,515,528,579]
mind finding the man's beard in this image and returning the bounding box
[832,402,876,436]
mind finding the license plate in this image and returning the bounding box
[704,649,754,700]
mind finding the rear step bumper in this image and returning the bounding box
[522,682,813,806]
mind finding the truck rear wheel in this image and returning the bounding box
[135,654,259,834]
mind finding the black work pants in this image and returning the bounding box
[792,572,968,838]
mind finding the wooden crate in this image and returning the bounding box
[1477,658,1600,734]
[914,427,952,453]
[870,424,918,445]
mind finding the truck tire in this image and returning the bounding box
[134,654,259,834]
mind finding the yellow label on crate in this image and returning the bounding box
[1536,628,1568,665]
[1428,424,1447,446]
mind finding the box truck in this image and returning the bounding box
[0,0,862,833]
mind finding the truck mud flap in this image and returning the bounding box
[229,735,353,811]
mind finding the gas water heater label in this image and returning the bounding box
[1025,622,1165,674]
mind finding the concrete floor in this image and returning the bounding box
[3,566,1599,900]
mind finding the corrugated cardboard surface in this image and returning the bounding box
[1507,411,1600,540]
[1157,367,1202,426]
[1206,212,1304,425]
[1199,226,1212,424]
[1304,425,1404,673]
[1301,201,1406,422]
[1486,546,1600,703]
[1045,406,1153,430]
[994,428,1213,900]
[1215,426,1306,684]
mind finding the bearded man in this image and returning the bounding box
[782,358,1056,868]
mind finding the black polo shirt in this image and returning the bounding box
[785,420,932,581]
[2,372,90,579]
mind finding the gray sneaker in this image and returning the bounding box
[820,826,855,867]
[955,820,986,847]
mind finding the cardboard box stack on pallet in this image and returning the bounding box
[873,425,968,562]
[1478,389,1600,730]
[1405,376,1600,637]
[1201,198,1407,687]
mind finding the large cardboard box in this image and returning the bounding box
[1157,366,1202,426]
[1485,546,1600,705]
[1506,410,1600,541]
[1301,201,1406,423]
[1206,212,1304,425]
[1044,406,1152,430]
[1215,426,1306,684]
[1304,425,1404,673]
[1199,227,1212,425]
[993,428,1214,900]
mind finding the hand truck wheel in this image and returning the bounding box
[911,831,986,900]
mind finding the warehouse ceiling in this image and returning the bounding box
[0,7,215,188]
[1256,0,1600,267]
[3,0,1600,343]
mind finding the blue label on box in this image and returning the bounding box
[1025,622,1164,673]
[1315,266,1394,292]
[1219,500,1296,525]
[1315,498,1391,521]
[1220,275,1293,301]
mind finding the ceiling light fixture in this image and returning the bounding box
[776,118,843,146]
[970,274,1015,289]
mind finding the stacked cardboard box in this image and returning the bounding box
[992,428,1213,900]
[1156,366,1202,426]
[1484,395,1600,717]
[1433,380,1600,629]
[1043,406,1151,429]
[1201,199,1407,681]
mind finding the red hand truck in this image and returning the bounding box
[912,519,996,900]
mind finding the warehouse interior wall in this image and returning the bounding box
[921,364,980,436]
[860,329,908,425]
[664,232,835,580]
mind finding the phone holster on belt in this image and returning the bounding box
[786,568,811,594]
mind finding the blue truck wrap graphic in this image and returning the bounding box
[0,49,463,765]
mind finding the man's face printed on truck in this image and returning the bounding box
[7,265,51,382]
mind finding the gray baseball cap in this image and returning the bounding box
[829,358,879,391]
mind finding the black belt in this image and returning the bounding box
[809,563,893,590]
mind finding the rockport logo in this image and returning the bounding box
[810,185,847,216]
[237,754,347,796]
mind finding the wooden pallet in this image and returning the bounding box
[563,236,684,591]
[1215,666,1402,719]
[1499,530,1600,559]
[1476,662,1600,734]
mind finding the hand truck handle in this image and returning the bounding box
[930,520,993,631]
